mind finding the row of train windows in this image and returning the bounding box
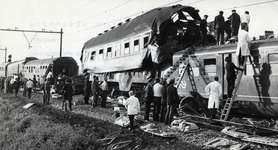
[0,67,5,71]
[85,36,149,62]
[195,53,278,77]
[24,66,48,69]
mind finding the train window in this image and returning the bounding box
[99,49,104,59]
[124,42,130,54]
[107,47,112,58]
[204,58,216,76]
[91,51,96,60]
[134,39,139,52]
[143,36,149,47]
[115,44,121,57]
[269,53,278,74]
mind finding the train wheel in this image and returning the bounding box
[179,97,202,115]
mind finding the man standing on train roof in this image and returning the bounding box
[100,76,108,108]
[241,11,250,32]
[228,9,241,37]
[26,78,34,99]
[205,76,222,119]
[153,77,164,122]
[214,11,225,45]
[200,14,208,46]
[236,23,250,66]
[92,75,100,107]
[225,57,243,98]
[165,79,180,125]
[143,78,154,121]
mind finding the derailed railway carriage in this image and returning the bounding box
[80,4,202,93]
[173,38,278,118]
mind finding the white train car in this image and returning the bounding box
[0,63,8,77]
[6,57,38,77]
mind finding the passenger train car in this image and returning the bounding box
[80,4,202,92]
[171,38,278,118]
[0,57,78,82]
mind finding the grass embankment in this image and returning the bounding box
[0,93,205,150]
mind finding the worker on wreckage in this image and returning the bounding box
[142,6,215,77]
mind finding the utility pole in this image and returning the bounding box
[0,28,63,57]
[0,47,7,63]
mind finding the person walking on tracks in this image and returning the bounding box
[225,57,243,98]
[143,78,154,121]
[26,78,34,99]
[125,90,140,133]
[165,79,180,125]
[205,76,222,119]
[62,79,73,111]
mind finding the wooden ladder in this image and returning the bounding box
[220,60,247,121]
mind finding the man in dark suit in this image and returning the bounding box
[214,11,225,45]
[200,15,208,46]
[143,78,154,121]
[228,9,241,37]
[165,79,180,125]
[225,57,243,98]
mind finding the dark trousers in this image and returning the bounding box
[63,98,72,111]
[160,103,167,122]
[144,101,152,120]
[93,93,98,107]
[153,97,161,121]
[43,90,50,104]
[209,103,217,119]
[165,103,178,125]
[27,88,32,99]
[227,78,235,98]
[23,87,27,97]
[216,28,224,45]
[14,87,19,96]
[101,90,108,108]
[201,31,207,45]
[84,92,90,104]
[128,115,135,131]
[231,25,239,36]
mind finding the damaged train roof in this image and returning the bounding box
[82,5,201,50]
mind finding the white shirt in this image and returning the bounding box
[100,81,108,91]
[26,80,34,88]
[205,81,222,109]
[236,30,250,56]
[241,14,250,24]
[153,83,164,97]
[125,96,140,115]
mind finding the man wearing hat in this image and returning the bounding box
[228,9,241,37]
[200,14,208,46]
[143,78,154,121]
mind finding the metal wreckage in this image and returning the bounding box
[80,4,278,148]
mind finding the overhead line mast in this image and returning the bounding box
[0,28,63,57]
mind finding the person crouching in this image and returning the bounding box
[125,90,140,133]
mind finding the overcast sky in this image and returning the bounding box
[1,0,278,65]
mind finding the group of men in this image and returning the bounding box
[143,77,180,125]
[83,74,109,108]
[200,9,250,46]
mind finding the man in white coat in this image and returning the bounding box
[205,76,222,119]
[236,23,250,66]
[125,90,140,132]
